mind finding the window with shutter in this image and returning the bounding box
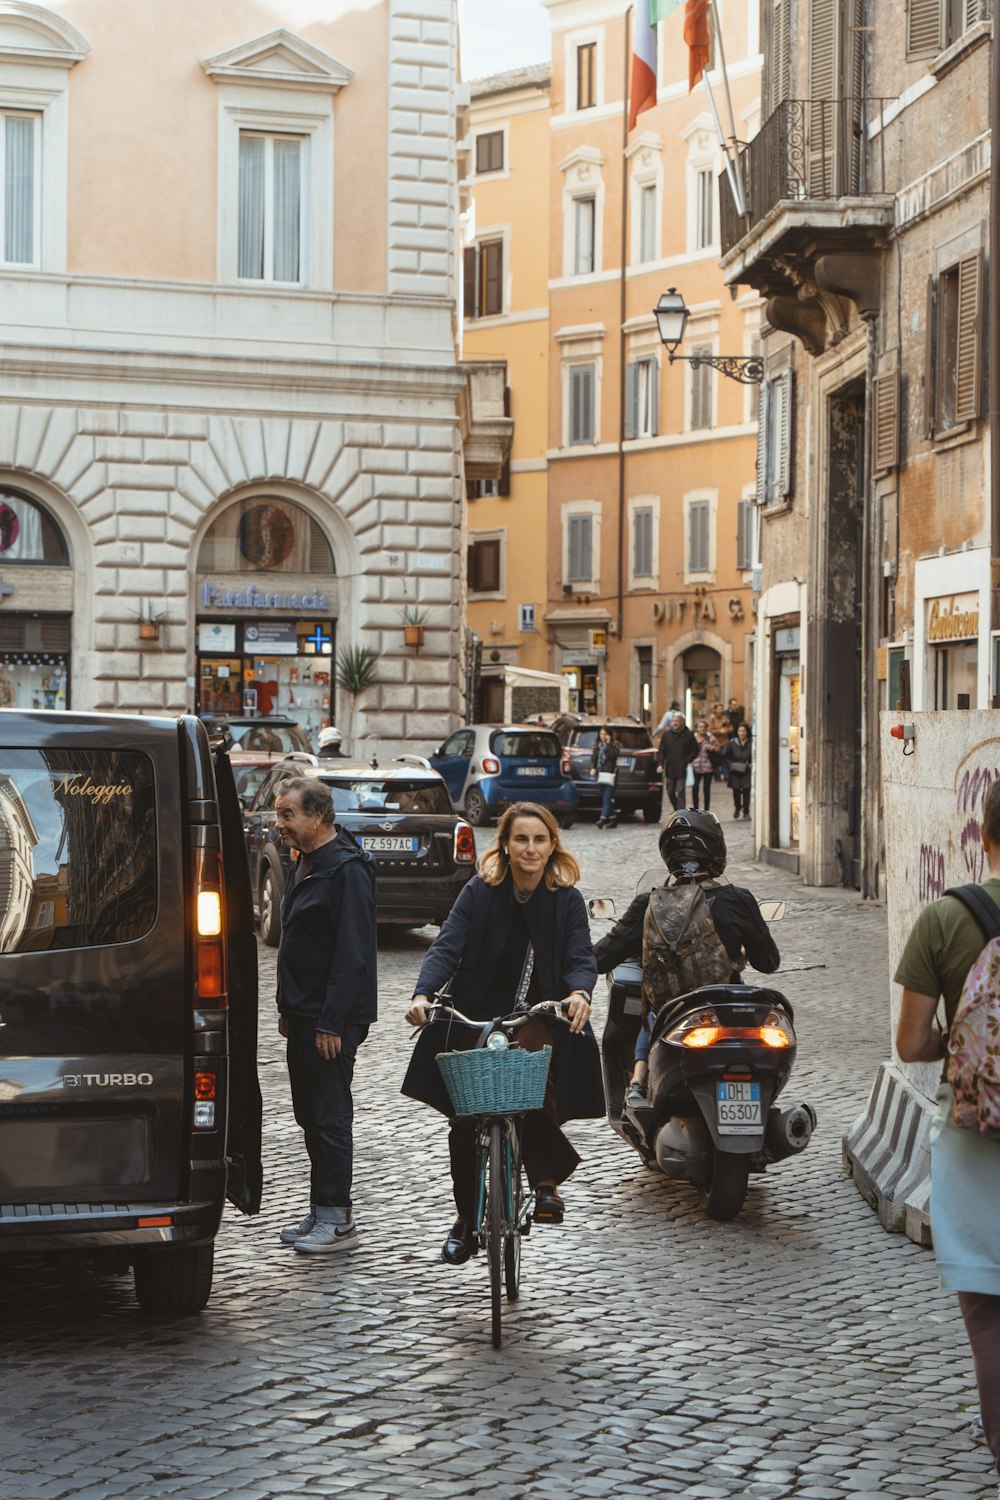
[772,370,794,501]
[463,245,477,320]
[569,364,596,445]
[955,250,983,424]
[1,112,38,267]
[755,379,771,505]
[480,239,504,316]
[624,362,637,440]
[567,514,593,582]
[736,499,754,570]
[872,369,900,476]
[765,0,791,116]
[688,501,710,574]
[468,537,502,593]
[633,508,654,578]
[695,169,714,249]
[808,0,837,197]
[639,183,657,263]
[907,0,943,52]
[475,131,504,175]
[690,348,713,431]
[577,43,597,110]
[574,196,596,275]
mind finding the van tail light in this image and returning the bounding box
[561,754,572,776]
[194,847,227,1005]
[454,823,476,864]
[481,757,500,775]
[193,1068,217,1130]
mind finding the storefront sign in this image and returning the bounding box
[928,594,979,643]
[775,627,800,654]
[200,583,329,612]
[198,622,236,653]
[562,650,596,667]
[244,622,299,655]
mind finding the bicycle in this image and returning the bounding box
[415,999,569,1349]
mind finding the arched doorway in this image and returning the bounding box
[681,644,722,725]
[0,488,72,710]
[195,495,337,733]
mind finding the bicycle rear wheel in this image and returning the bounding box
[488,1120,503,1348]
[504,1125,523,1302]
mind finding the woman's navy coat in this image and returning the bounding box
[401,874,603,1124]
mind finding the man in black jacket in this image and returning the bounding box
[658,711,699,811]
[273,777,377,1254]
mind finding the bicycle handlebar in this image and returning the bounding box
[412,998,570,1037]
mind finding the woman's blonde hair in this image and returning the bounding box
[479,802,581,890]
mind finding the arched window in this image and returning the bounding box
[0,490,69,564]
[197,497,334,575]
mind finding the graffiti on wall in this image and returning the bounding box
[918,843,946,902]
[956,756,1000,883]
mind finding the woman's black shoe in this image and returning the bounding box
[441,1218,477,1265]
[533,1186,565,1225]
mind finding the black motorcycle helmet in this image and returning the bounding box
[658,809,727,879]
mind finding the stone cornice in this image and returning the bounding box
[201,28,354,94]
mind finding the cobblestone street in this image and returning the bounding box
[1,817,993,1500]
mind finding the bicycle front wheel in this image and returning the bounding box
[488,1120,503,1348]
[504,1125,523,1302]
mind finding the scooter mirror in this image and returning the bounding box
[758,900,786,922]
[588,897,616,920]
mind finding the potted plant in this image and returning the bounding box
[335,645,379,710]
[132,602,168,642]
[399,605,429,649]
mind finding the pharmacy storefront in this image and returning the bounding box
[195,498,337,739]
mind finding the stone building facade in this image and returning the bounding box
[721,0,992,894]
[0,0,507,751]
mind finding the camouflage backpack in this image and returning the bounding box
[642,879,733,1015]
[944,885,1000,1136]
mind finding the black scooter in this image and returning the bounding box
[592,875,816,1221]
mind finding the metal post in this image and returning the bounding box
[991,7,1000,555]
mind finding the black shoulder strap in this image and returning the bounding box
[944,885,1000,943]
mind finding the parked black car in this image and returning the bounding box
[244,759,476,943]
[0,711,263,1315]
[551,713,662,821]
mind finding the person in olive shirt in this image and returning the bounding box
[895,779,1000,1483]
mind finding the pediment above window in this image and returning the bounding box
[201,28,354,94]
[0,1,90,67]
[557,145,605,175]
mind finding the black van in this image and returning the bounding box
[0,712,262,1314]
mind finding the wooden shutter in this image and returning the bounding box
[624,362,637,440]
[469,537,501,592]
[872,369,900,476]
[649,359,659,437]
[690,348,712,430]
[481,240,503,316]
[736,499,752,570]
[634,508,653,577]
[766,0,792,115]
[570,364,595,444]
[908,0,943,53]
[923,275,937,437]
[965,0,984,27]
[809,0,837,196]
[689,503,710,573]
[774,370,794,499]
[955,249,983,424]
[568,514,592,581]
[498,459,511,497]
[463,245,477,319]
[755,378,771,504]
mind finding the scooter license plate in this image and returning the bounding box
[716,1080,762,1134]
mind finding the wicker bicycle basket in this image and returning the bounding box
[436,1045,552,1117]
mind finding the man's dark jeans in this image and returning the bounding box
[286,1018,369,1209]
[666,775,687,810]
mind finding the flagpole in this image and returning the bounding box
[701,72,745,217]
[707,0,747,215]
[616,2,632,647]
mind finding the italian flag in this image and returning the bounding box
[628,2,661,130]
[650,0,711,94]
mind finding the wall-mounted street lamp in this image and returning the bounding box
[653,287,764,386]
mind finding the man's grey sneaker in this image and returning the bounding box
[294,1219,359,1255]
[970,1412,986,1445]
[280,1212,316,1245]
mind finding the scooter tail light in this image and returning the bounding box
[680,1026,721,1048]
[759,1025,793,1049]
[482,757,500,775]
[454,822,476,863]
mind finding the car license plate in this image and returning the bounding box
[716,1080,762,1135]
[619,756,634,770]
[517,766,547,776]
[362,836,419,853]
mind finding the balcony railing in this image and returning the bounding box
[720,97,895,256]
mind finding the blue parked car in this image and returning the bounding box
[430,724,579,827]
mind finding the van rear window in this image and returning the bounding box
[0,749,156,952]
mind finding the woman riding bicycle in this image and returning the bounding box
[403,802,602,1264]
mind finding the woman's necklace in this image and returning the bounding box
[512,883,534,905]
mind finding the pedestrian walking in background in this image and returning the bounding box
[723,722,753,820]
[690,719,720,812]
[723,697,746,735]
[273,776,377,1254]
[896,779,1000,1490]
[590,724,620,828]
[653,700,683,737]
[658,711,698,812]
[708,702,731,748]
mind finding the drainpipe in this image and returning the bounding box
[861,313,879,899]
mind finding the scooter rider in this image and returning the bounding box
[594,810,780,1103]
